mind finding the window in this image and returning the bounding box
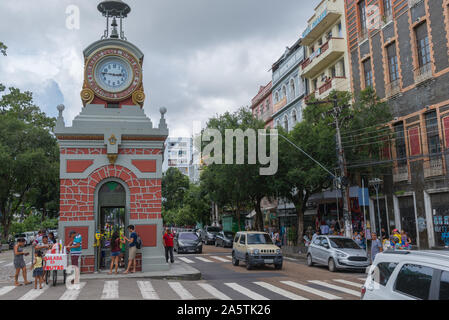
[425,111,441,156]
[440,271,449,300]
[395,264,434,300]
[275,92,279,103]
[292,110,297,124]
[363,58,373,88]
[383,0,392,18]
[387,42,399,82]
[415,23,431,68]
[282,85,287,98]
[239,234,246,245]
[338,22,343,37]
[340,59,346,77]
[234,234,240,243]
[372,262,398,286]
[359,0,367,36]
[313,237,322,246]
[331,65,337,78]
[320,238,329,247]
[290,79,296,99]
[265,100,270,114]
[247,233,273,245]
[284,115,289,132]
[394,122,407,165]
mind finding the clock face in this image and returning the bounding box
[95,57,132,93]
[85,48,142,101]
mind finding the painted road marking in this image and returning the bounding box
[101,280,119,299]
[0,286,16,296]
[224,283,269,300]
[168,282,195,300]
[178,257,195,264]
[18,285,49,300]
[253,282,308,300]
[333,279,363,288]
[197,283,231,300]
[4,262,13,267]
[59,282,86,300]
[195,257,214,263]
[308,280,361,297]
[281,281,342,300]
[284,257,297,261]
[211,256,230,262]
[137,281,160,300]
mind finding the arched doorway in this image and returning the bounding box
[96,180,127,271]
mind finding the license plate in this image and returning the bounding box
[264,259,274,264]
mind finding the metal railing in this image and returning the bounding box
[393,164,409,182]
[385,79,401,98]
[424,157,444,178]
[414,63,432,84]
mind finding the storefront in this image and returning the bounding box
[429,192,449,248]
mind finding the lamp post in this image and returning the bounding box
[369,178,383,240]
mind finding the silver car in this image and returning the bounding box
[307,235,370,272]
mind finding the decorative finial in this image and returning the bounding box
[98,0,131,40]
[55,104,66,130]
[57,104,65,117]
[160,107,167,118]
[159,107,168,130]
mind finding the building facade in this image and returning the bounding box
[55,1,170,273]
[272,38,305,131]
[163,137,198,182]
[301,0,351,102]
[345,0,449,249]
[251,81,274,129]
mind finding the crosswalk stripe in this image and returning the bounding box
[308,280,361,297]
[59,283,86,300]
[0,286,16,296]
[358,277,367,281]
[281,281,342,300]
[211,256,230,262]
[333,279,363,288]
[101,280,119,299]
[224,283,269,300]
[198,283,231,300]
[4,262,13,267]
[138,281,160,300]
[284,257,297,261]
[254,282,308,300]
[226,256,232,259]
[19,285,49,300]
[195,257,213,263]
[178,257,195,264]
[168,282,195,300]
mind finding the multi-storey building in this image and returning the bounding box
[163,137,197,181]
[301,0,351,101]
[251,81,274,128]
[272,38,306,131]
[345,0,449,249]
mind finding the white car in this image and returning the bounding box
[24,232,35,246]
[362,250,449,300]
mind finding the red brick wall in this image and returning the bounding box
[135,225,157,247]
[80,255,95,274]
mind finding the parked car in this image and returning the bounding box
[215,231,234,248]
[201,226,222,245]
[232,231,283,270]
[14,233,27,245]
[307,235,370,272]
[24,232,35,246]
[174,232,203,254]
[362,250,449,300]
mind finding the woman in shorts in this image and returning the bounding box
[109,232,121,275]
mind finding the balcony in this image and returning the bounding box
[273,97,287,113]
[301,38,346,79]
[302,2,342,46]
[408,0,424,8]
[414,63,433,84]
[424,157,444,178]
[393,164,409,182]
[314,77,349,100]
[385,79,401,98]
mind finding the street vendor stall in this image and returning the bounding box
[44,241,68,286]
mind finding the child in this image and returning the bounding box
[31,250,44,289]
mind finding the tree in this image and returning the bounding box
[0,41,6,56]
[162,167,190,212]
[0,88,58,239]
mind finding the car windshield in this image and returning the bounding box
[224,232,234,238]
[207,227,221,233]
[247,234,273,245]
[179,233,198,240]
[329,238,361,249]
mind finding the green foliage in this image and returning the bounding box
[162,167,190,211]
[0,41,6,56]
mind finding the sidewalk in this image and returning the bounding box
[78,261,201,281]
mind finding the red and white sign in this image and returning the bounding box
[44,254,68,271]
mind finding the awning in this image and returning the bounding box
[304,209,317,216]
[308,186,366,204]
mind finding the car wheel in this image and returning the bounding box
[232,252,239,266]
[307,254,314,267]
[274,263,282,270]
[245,255,253,270]
[328,258,337,272]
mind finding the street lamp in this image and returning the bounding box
[369,178,383,240]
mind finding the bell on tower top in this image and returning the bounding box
[98,0,131,40]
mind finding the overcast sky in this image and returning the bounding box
[0,0,317,137]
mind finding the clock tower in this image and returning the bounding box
[55,0,170,273]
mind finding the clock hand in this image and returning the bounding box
[102,72,124,77]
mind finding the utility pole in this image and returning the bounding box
[307,93,353,237]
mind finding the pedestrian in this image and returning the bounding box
[312,229,321,241]
[13,238,32,286]
[163,228,175,264]
[66,231,82,268]
[123,225,138,274]
[359,232,366,250]
[320,221,329,235]
[370,232,383,263]
[273,230,281,247]
[109,231,121,275]
[31,250,44,289]
[48,232,57,244]
[35,235,52,282]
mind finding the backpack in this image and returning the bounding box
[136,234,142,249]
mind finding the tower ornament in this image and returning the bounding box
[98,0,131,40]
[132,90,146,107]
[80,88,95,106]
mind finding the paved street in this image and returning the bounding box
[0,245,366,300]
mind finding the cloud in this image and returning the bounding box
[0,0,316,136]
